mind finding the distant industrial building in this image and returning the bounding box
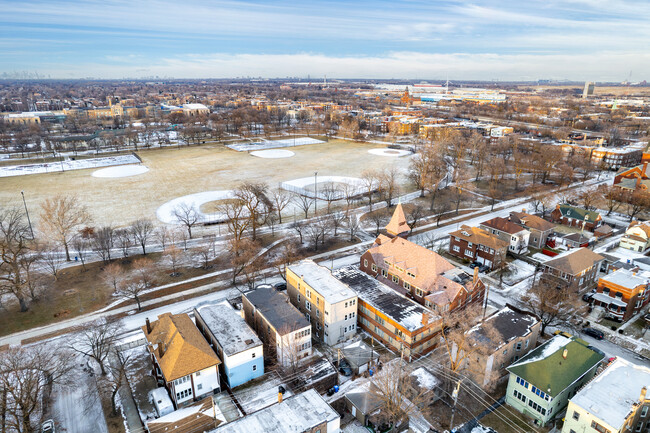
[583,81,595,98]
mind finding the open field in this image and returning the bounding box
[0,139,414,227]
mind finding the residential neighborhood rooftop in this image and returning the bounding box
[195,302,262,357]
[288,259,357,304]
[508,335,604,398]
[543,247,605,275]
[600,268,650,289]
[481,216,528,234]
[450,225,509,251]
[471,306,538,350]
[210,389,339,433]
[244,287,310,335]
[556,204,601,222]
[334,265,440,332]
[571,358,650,430]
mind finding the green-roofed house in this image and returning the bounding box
[550,205,602,232]
[505,335,604,426]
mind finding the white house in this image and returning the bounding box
[620,220,650,253]
[194,302,264,389]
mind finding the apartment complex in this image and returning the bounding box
[286,260,358,345]
[334,266,442,360]
[242,287,312,367]
[562,358,650,433]
[594,268,650,322]
[194,303,264,388]
[142,313,221,408]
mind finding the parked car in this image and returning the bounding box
[42,420,55,433]
[582,327,604,340]
[478,265,490,273]
[469,262,480,269]
[274,282,287,291]
[337,359,352,376]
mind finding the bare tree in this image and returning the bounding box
[154,226,171,250]
[39,244,62,281]
[328,212,346,237]
[367,208,390,236]
[273,241,301,281]
[521,278,583,336]
[172,203,200,239]
[218,199,251,243]
[193,244,214,269]
[361,169,379,211]
[99,348,136,417]
[291,219,306,244]
[377,167,400,208]
[131,257,156,289]
[293,192,313,219]
[0,207,34,312]
[369,361,425,430]
[406,203,425,233]
[234,182,273,241]
[114,228,132,258]
[440,304,496,373]
[270,188,293,223]
[347,214,361,241]
[601,185,623,216]
[91,226,115,263]
[69,319,119,376]
[130,218,154,255]
[625,191,650,221]
[116,278,146,311]
[0,345,73,433]
[72,235,89,270]
[320,182,341,214]
[228,238,262,285]
[103,262,125,291]
[278,324,304,374]
[163,245,184,276]
[38,194,91,261]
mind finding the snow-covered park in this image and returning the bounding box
[91,164,149,178]
[227,137,323,152]
[280,175,365,200]
[156,190,236,224]
[0,154,142,177]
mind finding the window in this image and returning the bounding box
[345,314,348,320]
[516,342,522,351]
[381,269,388,278]
[465,249,474,257]
[306,289,311,299]
[591,421,610,433]
[197,383,203,390]
[525,339,529,348]
[371,264,378,272]
[196,371,201,377]
[252,364,257,371]
[384,259,391,266]
[468,242,473,248]
[572,411,580,421]
[297,294,301,302]
[364,259,368,267]
[305,300,311,311]
[252,353,256,358]
[453,245,460,252]
[404,282,411,291]
[641,406,648,418]
[392,274,399,284]
[636,422,643,432]
[375,314,385,326]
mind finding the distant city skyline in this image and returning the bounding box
[1,0,649,81]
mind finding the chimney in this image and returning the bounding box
[278,391,283,404]
[421,312,429,326]
[278,385,286,403]
[146,317,151,334]
[641,386,648,402]
[473,266,479,285]
[158,342,165,359]
[562,348,568,359]
[642,161,648,176]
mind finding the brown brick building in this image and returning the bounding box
[448,225,509,270]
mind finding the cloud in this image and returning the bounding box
[36,50,650,81]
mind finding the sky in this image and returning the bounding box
[1,0,649,81]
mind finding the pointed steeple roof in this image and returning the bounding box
[385,203,410,237]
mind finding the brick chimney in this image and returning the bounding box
[421,312,429,326]
[145,317,151,334]
[158,342,165,359]
[473,266,479,285]
[641,386,648,402]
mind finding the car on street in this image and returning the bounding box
[582,327,604,340]
[469,262,480,269]
[42,420,55,433]
[582,289,595,302]
[478,265,490,273]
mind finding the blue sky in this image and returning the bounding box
[1,0,649,80]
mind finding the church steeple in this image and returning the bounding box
[385,203,410,238]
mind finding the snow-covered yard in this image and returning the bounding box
[227,137,323,152]
[501,260,536,286]
[156,190,236,224]
[91,164,149,178]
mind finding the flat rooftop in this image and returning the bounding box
[210,389,339,433]
[195,302,261,357]
[600,268,650,290]
[289,260,357,304]
[333,266,439,332]
[244,287,310,335]
[571,358,650,430]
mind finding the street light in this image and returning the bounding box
[314,171,318,215]
[20,191,34,239]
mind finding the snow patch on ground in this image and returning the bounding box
[0,154,141,177]
[156,190,235,224]
[91,164,149,178]
[228,137,323,152]
[250,149,295,159]
[368,148,412,157]
[501,260,536,286]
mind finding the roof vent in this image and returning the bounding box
[562,348,568,359]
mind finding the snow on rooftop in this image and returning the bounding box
[290,260,357,304]
[601,268,650,289]
[411,367,440,390]
[571,358,650,430]
[182,103,208,110]
[212,389,338,433]
[195,302,261,357]
[510,335,570,367]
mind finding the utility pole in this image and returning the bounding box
[449,378,462,432]
[20,191,34,239]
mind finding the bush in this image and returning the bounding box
[584,321,590,327]
[611,326,617,331]
[618,329,625,335]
